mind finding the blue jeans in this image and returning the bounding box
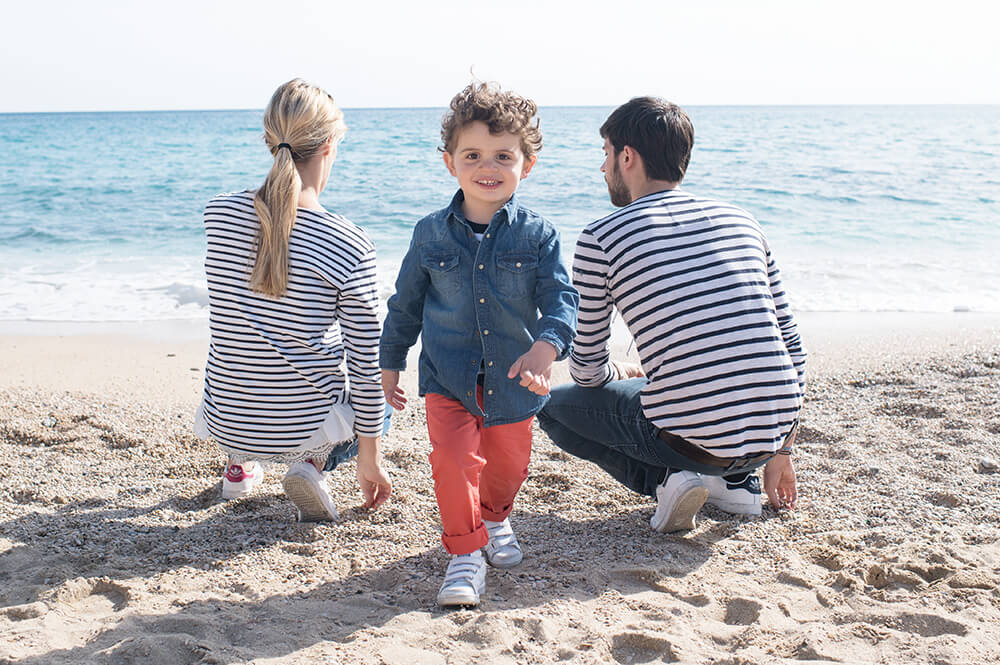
[536,379,770,497]
[322,404,393,472]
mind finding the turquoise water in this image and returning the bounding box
[1,106,998,320]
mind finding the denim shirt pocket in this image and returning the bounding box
[421,249,462,296]
[495,253,538,298]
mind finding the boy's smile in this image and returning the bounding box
[443,120,536,225]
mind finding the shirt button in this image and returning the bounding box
[439,261,445,267]
[479,298,485,304]
[483,330,489,335]
[487,361,493,367]
[467,390,473,397]
[487,389,494,395]
[516,262,522,268]
[486,233,491,238]
[478,264,484,270]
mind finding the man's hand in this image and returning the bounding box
[356,435,392,509]
[763,454,797,510]
[381,369,406,410]
[612,360,645,380]
[507,340,559,396]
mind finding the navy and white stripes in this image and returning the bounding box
[201,191,385,457]
[570,189,806,457]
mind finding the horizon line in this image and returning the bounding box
[2,102,998,115]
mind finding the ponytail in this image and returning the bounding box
[249,79,346,299]
[251,147,301,297]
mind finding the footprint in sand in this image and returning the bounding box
[609,633,676,664]
[852,612,969,638]
[52,576,131,614]
[96,635,214,664]
[722,597,762,626]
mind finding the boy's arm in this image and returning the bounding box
[568,228,619,387]
[531,225,579,360]
[379,233,429,372]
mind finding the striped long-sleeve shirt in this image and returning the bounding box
[200,191,385,456]
[570,189,806,458]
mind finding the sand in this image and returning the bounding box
[1,313,999,664]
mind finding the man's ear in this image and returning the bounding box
[521,154,537,179]
[621,145,634,168]
[620,145,644,177]
[442,151,457,177]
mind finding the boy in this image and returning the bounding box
[379,82,579,606]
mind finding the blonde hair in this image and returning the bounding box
[251,79,346,298]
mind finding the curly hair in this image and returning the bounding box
[440,82,542,157]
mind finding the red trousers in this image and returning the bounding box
[425,388,533,555]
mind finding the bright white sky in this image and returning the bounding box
[2,0,997,112]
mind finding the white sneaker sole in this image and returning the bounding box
[282,473,337,522]
[437,580,485,607]
[706,498,762,516]
[484,547,523,569]
[221,484,256,500]
[651,486,709,533]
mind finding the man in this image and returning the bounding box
[537,97,806,533]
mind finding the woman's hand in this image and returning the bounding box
[356,435,391,509]
[381,369,406,410]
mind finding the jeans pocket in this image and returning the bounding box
[495,253,537,298]
[422,251,462,296]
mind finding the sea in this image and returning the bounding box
[1,106,998,322]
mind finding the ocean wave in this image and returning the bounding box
[0,227,75,244]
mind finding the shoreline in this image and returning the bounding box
[2,311,998,398]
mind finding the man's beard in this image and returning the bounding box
[606,161,631,207]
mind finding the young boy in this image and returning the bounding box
[379,82,579,607]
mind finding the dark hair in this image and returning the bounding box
[440,82,543,157]
[600,97,693,182]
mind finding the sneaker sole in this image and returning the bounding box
[221,485,254,500]
[221,477,261,500]
[484,550,523,569]
[282,474,337,522]
[706,498,762,516]
[652,486,709,533]
[437,582,485,607]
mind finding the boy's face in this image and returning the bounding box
[443,121,536,214]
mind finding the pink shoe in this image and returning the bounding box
[221,461,264,499]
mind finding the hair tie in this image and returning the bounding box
[276,142,293,152]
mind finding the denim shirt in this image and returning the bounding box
[380,190,579,427]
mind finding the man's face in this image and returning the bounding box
[601,138,631,207]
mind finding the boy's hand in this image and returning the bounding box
[381,370,407,410]
[507,341,559,396]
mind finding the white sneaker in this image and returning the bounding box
[437,551,487,607]
[282,461,337,522]
[703,472,762,516]
[650,470,708,533]
[221,461,264,500]
[483,518,523,569]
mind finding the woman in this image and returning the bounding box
[195,79,391,519]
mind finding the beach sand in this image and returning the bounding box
[1,313,999,664]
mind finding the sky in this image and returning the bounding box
[2,0,998,112]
